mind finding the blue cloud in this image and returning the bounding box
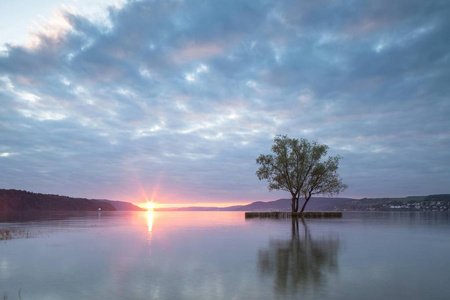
[0,0,449,203]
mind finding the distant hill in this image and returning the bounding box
[97,199,144,211]
[424,194,450,202]
[222,197,356,211]
[157,197,355,212]
[1,189,448,212]
[157,195,450,212]
[0,189,116,212]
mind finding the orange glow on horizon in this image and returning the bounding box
[129,174,164,210]
[127,173,258,210]
[145,202,156,210]
[133,201,253,209]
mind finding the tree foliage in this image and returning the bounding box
[256,135,347,212]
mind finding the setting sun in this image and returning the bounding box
[145,202,156,210]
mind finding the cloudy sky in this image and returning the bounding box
[1,0,449,207]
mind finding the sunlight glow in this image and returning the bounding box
[145,202,156,210]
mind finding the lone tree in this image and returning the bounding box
[256,135,347,213]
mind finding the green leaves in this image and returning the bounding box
[256,135,347,212]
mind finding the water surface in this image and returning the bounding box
[1,211,449,299]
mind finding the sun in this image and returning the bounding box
[145,202,156,210]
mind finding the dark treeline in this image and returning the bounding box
[0,189,116,212]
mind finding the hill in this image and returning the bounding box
[157,197,355,212]
[157,195,450,212]
[221,197,355,211]
[1,189,448,212]
[97,199,144,211]
[0,189,116,212]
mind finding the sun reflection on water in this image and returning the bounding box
[147,210,154,232]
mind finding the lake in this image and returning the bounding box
[1,211,449,299]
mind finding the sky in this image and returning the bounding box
[1,0,449,207]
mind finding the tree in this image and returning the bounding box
[256,135,347,213]
[258,218,340,296]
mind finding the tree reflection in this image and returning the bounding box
[258,218,340,297]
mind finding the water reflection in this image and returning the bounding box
[258,218,340,298]
[147,210,154,232]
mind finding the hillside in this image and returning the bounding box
[157,197,355,212]
[97,199,144,211]
[0,189,116,212]
[1,189,448,212]
[157,195,450,212]
[221,197,355,211]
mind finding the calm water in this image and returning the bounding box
[1,211,449,300]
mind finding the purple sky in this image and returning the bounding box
[1,0,449,206]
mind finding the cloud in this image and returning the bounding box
[1,0,449,204]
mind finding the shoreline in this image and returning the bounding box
[245,211,343,218]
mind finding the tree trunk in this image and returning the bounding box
[291,196,299,212]
[300,195,311,213]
